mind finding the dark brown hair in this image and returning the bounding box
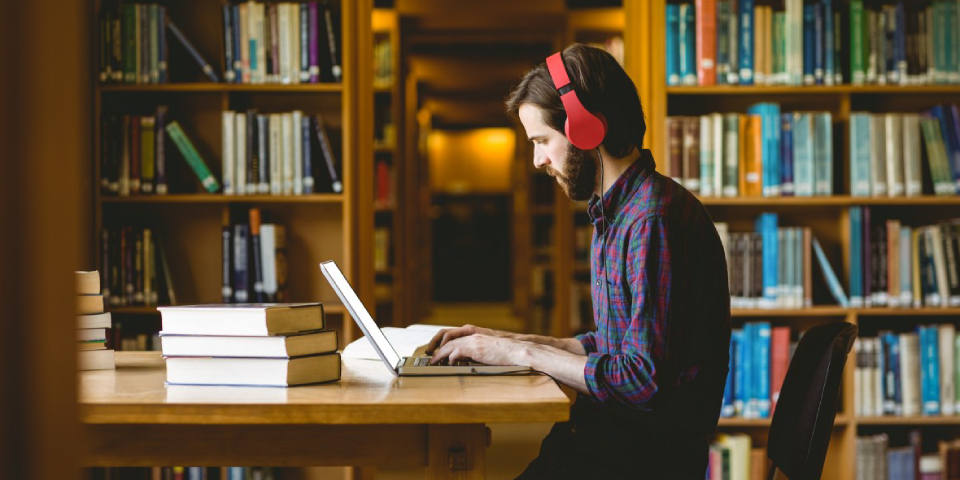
[505,43,645,157]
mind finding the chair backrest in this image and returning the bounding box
[767,322,858,480]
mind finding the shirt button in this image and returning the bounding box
[596,280,600,286]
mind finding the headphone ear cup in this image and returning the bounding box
[560,90,607,150]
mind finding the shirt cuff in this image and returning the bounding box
[583,352,608,402]
[575,332,598,354]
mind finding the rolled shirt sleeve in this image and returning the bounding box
[583,215,675,408]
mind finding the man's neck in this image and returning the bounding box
[595,147,640,197]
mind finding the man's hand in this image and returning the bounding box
[424,324,510,355]
[428,333,528,366]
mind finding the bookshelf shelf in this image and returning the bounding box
[717,416,850,427]
[373,84,393,93]
[854,307,960,317]
[731,306,851,317]
[374,145,395,153]
[99,83,344,93]
[101,194,345,204]
[857,416,960,426]
[667,85,960,96]
[699,195,960,207]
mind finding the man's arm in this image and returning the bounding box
[429,333,590,394]
[425,325,586,355]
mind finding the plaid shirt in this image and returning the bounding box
[577,150,730,426]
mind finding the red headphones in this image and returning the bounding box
[545,52,608,150]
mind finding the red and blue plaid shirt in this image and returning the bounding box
[577,150,730,429]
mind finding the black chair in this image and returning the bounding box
[766,322,858,480]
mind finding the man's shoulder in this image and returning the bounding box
[629,169,706,221]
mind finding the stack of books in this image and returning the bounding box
[76,271,115,371]
[158,303,339,387]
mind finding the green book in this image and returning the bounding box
[165,121,221,193]
[850,0,865,84]
[140,116,155,194]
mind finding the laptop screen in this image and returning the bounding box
[319,260,402,370]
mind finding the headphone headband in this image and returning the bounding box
[544,52,607,150]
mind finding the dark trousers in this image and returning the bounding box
[515,400,709,480]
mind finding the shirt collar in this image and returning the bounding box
[587,149,656,227]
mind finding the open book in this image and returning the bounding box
[341,324,453,360]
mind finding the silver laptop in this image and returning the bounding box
[320,260,532,376]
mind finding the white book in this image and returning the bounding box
[158,303,324,336]
[278,5,291,84]
[79,349,115,371]
[941,324,956,415]
[282,113,294,194]
[289,3,301,85]
[712,113,723,196]
[786,0,802,85]
[78,328,108,342]
[292,110,303,195]
[78,312,112,330]
[902,114,923,197]
[931,227,952,306]
[901,333,921,416]
[700,115,714,197]
[238,3,250,83]
[165,353,340,387]
[260,224,278,299]
[269,113,283,195]
[235,113,248,195]
[870,114,888,197]
[884,114,905,197]
[161,330,337,358]
[222,111,236,195]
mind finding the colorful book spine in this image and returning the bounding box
[667,4,680,86]
[166,20,219,82]
[813,2,825,85]
[851,0,866,84]
[850,113,872,196]
[232,223,249,302]
[165,121,221,193]
[696,0,717,85]
[802,4,815,85]
[756,213,779,308]
[679,4,697,85]
[308,2,320,83]
[824,0,834,85]
[850,206,864,307]
[700,115,714,197]
[739,0,755,85]
[813,112,833,196]
[780,113,794,196]
[756,322,771,418]
[793,113,814,196]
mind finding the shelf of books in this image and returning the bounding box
[646,0,960,478]
[92,0,369,372]
[371,8,404,327]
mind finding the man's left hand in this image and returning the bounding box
[428,334,528,366]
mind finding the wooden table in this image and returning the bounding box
[80,352,570,479]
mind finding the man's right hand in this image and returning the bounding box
[424,324,509,354]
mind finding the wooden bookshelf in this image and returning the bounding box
[857,417,960,426]
[668,85,960,95]
[91,0,373,355]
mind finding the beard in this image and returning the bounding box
[547,144,598,201]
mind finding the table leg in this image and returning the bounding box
[427,424,486,480]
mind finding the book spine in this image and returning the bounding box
[221,214,233,303]
[850,206,864,307]
[239,3,250,83]
[155,106,168,194]
[941,324,956,415]
[148,5,159,84]
[290,3,301,85]
[101,228,110,300]
[232,5,243,83]
[739,0,754,85]
[309,2,320,83]
[683,116,701,193]
[249,209,265,303]
[885,114,905,197]
[900,226,913,306]
[814,2,825,85]
[270,114,282,195]
[721,329,736,417]
[696,0,717,85]
[222,111,236,195]
[679,4,695,85]
[824,0,834,85]
[223,5,236,83]
[100,113,111,192]
[668,117,683,183]
[794,112,814,197]
[267,4,279,82]
[851,0,866,84]
[757,322,771,417]
[232,223,249,302]
[282,113,294,194]
[813,112,833,196]
[756,213,778,308]
[166,21,219,82]
[130,115,141,194]
[255,3,267,84]
[896,1,908,84]
[235,113,247,195]
[246,109,258,194]
[802,4,815,85]
[813,235,850,306]
[723,114,739,197]
[302,115,314,194]
[165,121,221,193]
[292,110,303,195]
[300,3,310,83]
[257,114,270,194]
[699,115,713,197]
[781,112,794,196]
[728,0,739,84]
[140,116,155,194]
[323,1,342,82]
[734,328,746,415]
[870,114,888,196]
[137,4,146,84]
[667,4,681,86]
[260,224,278,301]
[314,113,342,193]
[850,113,872,196]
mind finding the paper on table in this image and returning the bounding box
[341,324,454,360]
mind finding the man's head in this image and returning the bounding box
[506,44,646,201]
